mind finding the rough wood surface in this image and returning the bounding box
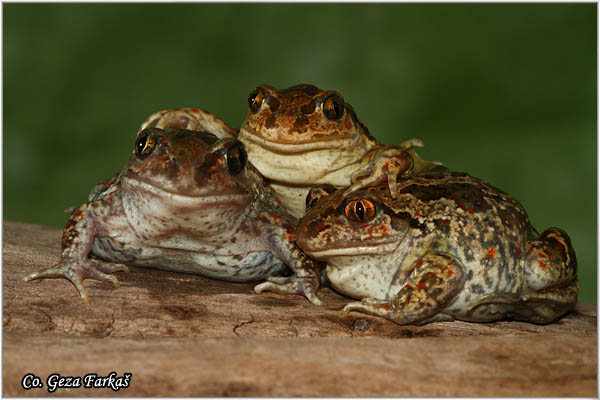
[2,220,597,397]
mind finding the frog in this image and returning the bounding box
[24,127,324,305]
[297,166,578,325]
[237,84,440,218]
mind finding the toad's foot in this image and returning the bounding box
[24,258,129,303]
[347,145,413,198]
[397,138,424,150]
[343,299,454,325]
[343,297,394,317]
[347,139,438,198]
[406,148,443,175]
[140,108,236,139]
[254,275,325,306]
[514,279,579,324]
[396,138,443,174]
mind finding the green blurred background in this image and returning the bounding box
[4,4,596,302]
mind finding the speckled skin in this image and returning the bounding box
[237,84,439,218]
[297,166,578,325]
[25,128,324,305]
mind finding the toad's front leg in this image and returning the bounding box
[24,200,128,302]
[254,217,325,306]
[343,252,465,325]
[347,141,441,198]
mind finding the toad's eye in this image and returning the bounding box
[322,95,344,120]
[344,199,376,223]
[136,132,156,157]
[226,141,247,175]
[248,88,265,113]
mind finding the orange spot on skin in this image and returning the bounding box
[486,247,496,258]
[367,228,374,235]
[467,209,475,214]
[416,260,424,268]
[380,225,388,235]
[384,162,390,169]
[191,108,200,113]
[75,210,84,218]
[538,252,547,258]
[458,203,466,210]
[443,219,449,224]
[405,284,412,289]
[540,262,547,270]
[381,304,390,311]
[417,281,425,290]
[414,211,422,217]
[283,235,294,242]
[514,246,521,256]
[447,269,454,276]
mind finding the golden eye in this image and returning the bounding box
[226,141,247,175]
[135,131,156,157]
[248,88,264,113]
[344,199,376,223]
[322,95,344,120]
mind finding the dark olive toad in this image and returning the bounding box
[297,166,578,325]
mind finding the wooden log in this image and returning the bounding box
[2,220,597,397]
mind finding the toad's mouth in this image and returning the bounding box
[123,176,249,205]
[299,241,401,259]
[238,126,359,153]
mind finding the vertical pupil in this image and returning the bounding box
[355,201,365,220]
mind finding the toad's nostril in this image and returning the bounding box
[265,94,280,112]
[300,99,316,114]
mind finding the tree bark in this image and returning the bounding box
[3,220,597,397]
